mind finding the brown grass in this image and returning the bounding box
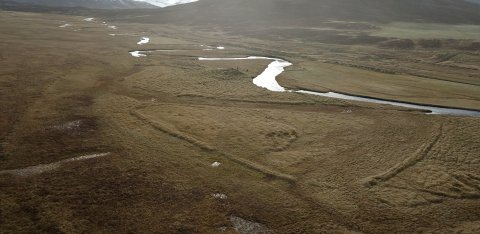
[1,10,480,233]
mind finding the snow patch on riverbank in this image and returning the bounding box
[137,37,150,45]
[198,57,291,92]
[130,51,146,57]
[201,45,226,50]
[198,56,480,117]
[253,59,292,92]
[133,0,198,8]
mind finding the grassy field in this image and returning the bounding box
[372,22,480,40]
[280,61,480,110]
[1,10,480,233]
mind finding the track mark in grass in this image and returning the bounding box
[0,153,111,177]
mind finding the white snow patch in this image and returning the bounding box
[212,193,228,200]
[230,215,269,234]
[198,56,291,92]
[198,56,480,117]
[83,18,94,22]
[109,34,116,36]
[201,45,225,50]
[137,37,150,45]
[129,49,181,57]
[58,24,71,28]
[132,0,198,8]
[154,49,179,52]
[130,51,147,57]
[0,153,111,177]
[211,162,221,167]
[51,120,82,131]
[108,25,117,29]
[253,59,292,92]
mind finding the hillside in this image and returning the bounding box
[133,0,198,7]
[6,0,201,9]
[2,0,480,232]
[9,0,156,9]
[108,0,480,26]
[466,0,480,4]
[4,0,480,25]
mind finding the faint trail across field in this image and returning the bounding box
[0,153,111,177]
[363,124,443,187]
[132,107,296,182]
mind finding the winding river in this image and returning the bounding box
[128,44,479,117]
[198,57,480,117]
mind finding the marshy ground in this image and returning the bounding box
[1,10,480,233]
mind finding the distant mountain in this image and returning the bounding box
[465,0,480,4]
[10,0,157,9]
[110,0,480,25]
[7,0,201,9]
[132,0,198,7]
[4,0,480,25]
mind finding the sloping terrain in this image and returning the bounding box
[466,0,480,4]
[1,10,480,233]
[133,0,198,7]
[1,0,480,231]
[107,0,480,25]
[10,0,155,9]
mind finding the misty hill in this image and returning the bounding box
[9,0,156,9]
[5,0,201,9]
[466,0,480,4]
[110,0,480,25]
[133,0,198,7]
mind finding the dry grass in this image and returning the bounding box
[372,22,480,40]
[280,61,480,110]
[1,10,480,233]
